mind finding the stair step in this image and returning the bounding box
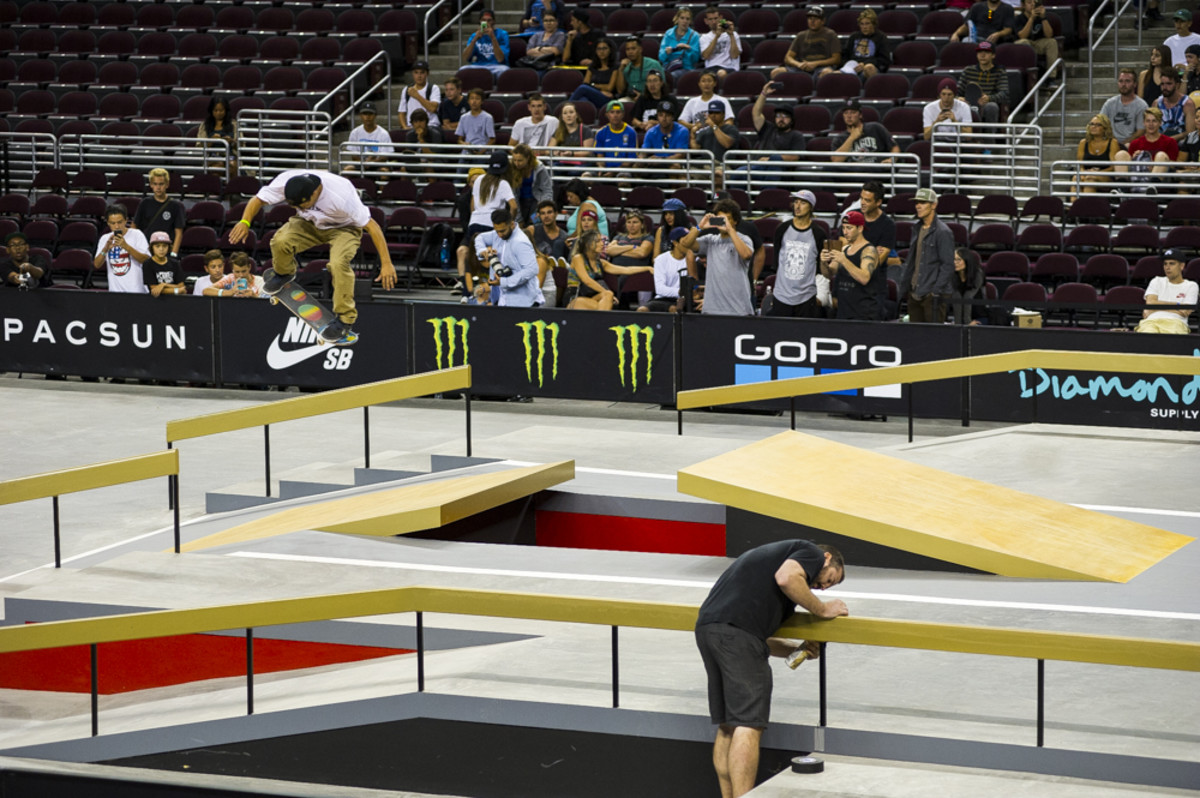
[354,467,427,486]
[205,493,282,514]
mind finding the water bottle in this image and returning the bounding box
[440,237,451,269]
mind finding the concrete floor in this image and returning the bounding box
[0,373,1197,797]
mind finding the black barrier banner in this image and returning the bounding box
[969,327,1200,430]
[680,316,964,417]
[0,291,214,381]
[216,299,408,388]
[411,303,675,404]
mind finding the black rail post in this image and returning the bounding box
[90,643,99,736]
[167,441,174,510]
[1037,659,1045,747]
[611,626,619,709]
[172,474,180,553]
[52,495,61,568]
[961,375,971,428]
[363,406,371,469]
[790,396,796,430]
[906,384,914,443]
[247,628,255,715]
[464,392,472,457]
[416,611,425,692]
[677,407,683,436]
[818,643,827,727]
[263,425,271,497]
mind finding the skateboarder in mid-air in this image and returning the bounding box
[228,170,397,343]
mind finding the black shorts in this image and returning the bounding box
[695,623,772,729]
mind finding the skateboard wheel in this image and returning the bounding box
[269,297,278,305]
[791,756,824,774]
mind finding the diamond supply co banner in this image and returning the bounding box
[412,304,676,404]
[0,290,215,382]
[680,315,964,417]
[969,326,1200,431]
[216,299,408,388]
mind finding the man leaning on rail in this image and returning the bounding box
[696,540,847,798]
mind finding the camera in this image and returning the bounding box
[18,271,34,290]
[721,19,732,29]
[487,252,512,278]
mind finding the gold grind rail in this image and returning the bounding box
[0,585,1196,672]
[0,450,178,506]
[675,350,1200,410]
[166,366,471,443]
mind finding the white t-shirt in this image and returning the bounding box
[510,116,562,148]
[698,31,741,71]
[653,250,686,299]
[469,177,515,228]
[347,125,394,154]
[1145,276,1198,321]
[193,275,218,295]
[256,169,371,230]
[679,94,734,127]
[1164,33,1200,69]
[94,228,149,293]
[922,98,973,136]
[397,83,442,127]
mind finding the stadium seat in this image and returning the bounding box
[1030,253,1079,287]
[983,251,1030,281]
[58,2,95,28]
[11,58,56,91]
[1081,254,1129,292]
[1163,226,1200,251]
[20,219,58,250]
[933,193,973,223]
[792,104,832,136]
[1016,223,1062,255]
[253,8,296,37]
[259,36,301,66]
[52,59,97,90]
[607,9,650,36]
[1064,195,1111,227]
[456,69,495,93]
[134,63,181,98]
[95,4,135,33]
[748,39,792,72]
[1129,256,1162,285]
[973,194,1019,226]
[333,10,376,40]
[1063,224,1110,256]
[649,9,677,34]
[722,71,767,101]
[213,6,255,35]
[1162,198,1200,226]
[540,69,581,99]
[1101,285,1146,327]
[781,9,810,35]
[1019,195,1064,224]
[49,91,96,122]
[51,248,94,286]
[495,68,540,101]
[877,10,919,44]
[180,226,219,256]
[94,91,139,123]
[891,42,938,80]
[297,38,342,69]
[860,74,910,114]
[1112,197,1159,227]
[260,67,305,103]
[1049,281,1100,326]
[811,72,863,113]
[916,10,964,40]
[736,9,782,48]
[28,192,67,216]
[294,8,335,35]
[1110,225,1160,259]
[381,179,420,204]
[56,219,97,250]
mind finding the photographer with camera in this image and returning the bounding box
[1,231,51,290]
[474,207,544,307]
[677,198,755,316]
[699,7,741,79]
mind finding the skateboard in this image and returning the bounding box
[264,270,359,346]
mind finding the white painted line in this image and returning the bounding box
[499,459,677,481]
[1072,504,1200,519]
[229,551,1200,622]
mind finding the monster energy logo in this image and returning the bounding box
[427,316,470,369]
[516,320,559,387]
[610,324,654,391]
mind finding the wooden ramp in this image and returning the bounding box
[181,461,575,553]
[676,432,1191,582]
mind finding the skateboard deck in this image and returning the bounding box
[265,272,358,346]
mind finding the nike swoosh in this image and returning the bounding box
[265,336,327,370]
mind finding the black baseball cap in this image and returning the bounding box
[284,173,322,205]
[5,231,28,245]
[486,150,509,175]
[658,100,676,114]
[1162,247,1189,262]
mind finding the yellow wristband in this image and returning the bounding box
[239,219,251,227]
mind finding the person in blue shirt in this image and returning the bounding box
[660,7,702,76]
[475,207,543,307]
[640,102,690,178]
[593,101,638,177]
[461,9,510,77]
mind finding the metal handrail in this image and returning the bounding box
[722,151,923,197]
[312,50,394,131]
[1009,57,1067,145]
[57,135,230,181]
[1049,158,1200,198]
[0,132,59,190]
[236,109,333,178]
[1087,0,1140,110]
[425,0,483,66]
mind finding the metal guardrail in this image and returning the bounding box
[236,109,333,180]
[1050,159,1200,199]
[57,135,230,182]
[929,122,1043,200]
[1009,57,1067,146]
[315,50,394,132]
[0,450,180,567]
[0,132,58,192]
[0,583,1195,741]
[166,367,473,497]
[335,141,719,192]
[1087,0,1140,111]
[425,0,482,66]
[723,151,922,199]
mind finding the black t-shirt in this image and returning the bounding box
[696,539,827,641]
[862,212,896,254]
[0,252,52,287]
[756,121,806,152]
[144,255,183,288]
[439,97,467,127]
[566,28,605,66]
[531,223,569,259]
[133,197,185,242]
[631,93,679,127]
[834,244,885,320]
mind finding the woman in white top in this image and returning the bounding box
[468,150,518,235]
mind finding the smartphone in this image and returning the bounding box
[767,81,783,91]
[481,20,489,29]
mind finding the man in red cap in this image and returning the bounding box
[819,210,884,320]
[922,78,973,141]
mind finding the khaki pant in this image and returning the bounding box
[270,216,362,324]
[1135,317,1189,334]
[1015,37,1059,79]
[908,293,950,324]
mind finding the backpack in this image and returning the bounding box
[417,222,456,269]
